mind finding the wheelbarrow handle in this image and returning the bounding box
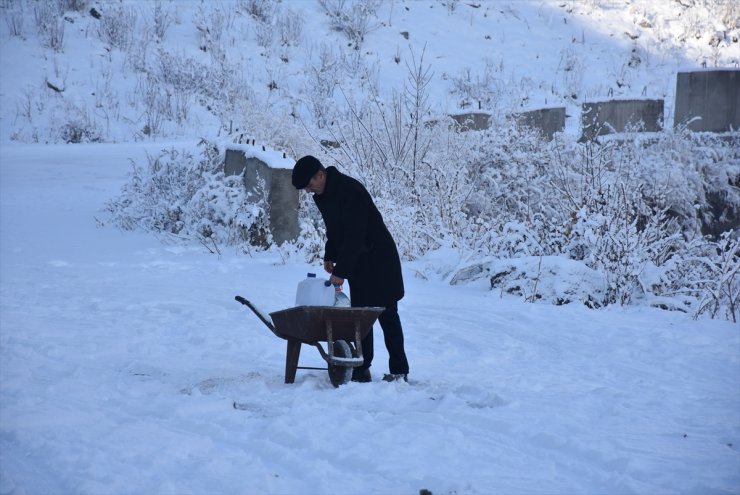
[235,295,276,332]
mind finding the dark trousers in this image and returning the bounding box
[359,301,409,375]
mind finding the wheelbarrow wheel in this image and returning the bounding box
[328,340,353,387]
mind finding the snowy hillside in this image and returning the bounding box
[1,0,739,144]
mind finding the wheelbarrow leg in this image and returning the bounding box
[285,338,301,384]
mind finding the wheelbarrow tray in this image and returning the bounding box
[269,306,384,343]
[235,296,384,386]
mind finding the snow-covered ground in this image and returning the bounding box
[1,142,738,494]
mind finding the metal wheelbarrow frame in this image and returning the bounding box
[235,296,384,387]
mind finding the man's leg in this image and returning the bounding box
[378,302,409,375]
[359,327,373,370]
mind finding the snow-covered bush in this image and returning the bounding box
[4,2,25,38]
[469,256,606,308]
[96,3,137,51]
[653,232,740,322]
[464,124,555,257]
[318,0,381,50]
[33,2,64,52]
[547,139,681,305]
[241,0,277,23]
[105,140,272,253]
[152,0,175,42]
[637,129,740,235]
[58,102,101,143]
[277,8,303,47]
[194,3,234,51]
[440,125,738,316]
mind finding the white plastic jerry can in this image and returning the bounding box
[295,273,335,306]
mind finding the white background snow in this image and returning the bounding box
[1,1,739,494]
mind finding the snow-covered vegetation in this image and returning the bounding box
[2,0,739,320]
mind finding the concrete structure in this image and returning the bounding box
[581,99,664,140]
[224,149,299,245]
[515,107,566,140]
[674,69,740,132]
[450,112,491,131]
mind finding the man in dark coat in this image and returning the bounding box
[292,155,410,382]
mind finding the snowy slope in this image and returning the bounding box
[1,0,738,143]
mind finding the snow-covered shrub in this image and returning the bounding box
[465,124,555,256]
[557,46,584,99]
[432,122,737,314]
[58,103,101,143]
[277,8,303,47]
[294,192,326,262]
[637,129,740,236]
[131,46,248,136]
[691,232,739,322]
[449,63,502,110]
[4,3,25,38]
[96,3,137,51]
[156,50,208,95]
[654,232,740,322]
[194,3,234,51]
[152,0,175,41]
[303,44,341,129]
[135,72,166,137]
[241,0,277,23]
[549,139,682,305]
[254,19,274,50]
[33,2,65,52]
[487,256,606,307]
[105,140,272,253]
[441,0,461,14]
[318,0,381,49]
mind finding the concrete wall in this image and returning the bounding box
[224,149,299,245]
[515,107,566,140]
[674,69,740,132]
[449,112,491,131]
[581,99,664,140]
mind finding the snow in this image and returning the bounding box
[1,1,739,493]
[226,143,296,170]
[1,140,739,495]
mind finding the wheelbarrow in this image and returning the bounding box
[235,296,384,387]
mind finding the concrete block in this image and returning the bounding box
[224,149,299,245]
[515,107,566,140]
[581,99,664,140]
[674,69,740,132]
[450,112,491,131]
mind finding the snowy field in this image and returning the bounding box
[1,142,738,494]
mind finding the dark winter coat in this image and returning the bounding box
[313,166,404,307]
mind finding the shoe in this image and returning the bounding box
[351,368,372,383]
[382,373,408,382]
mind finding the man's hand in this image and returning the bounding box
[323,260,335,274]
[324,261,344,285]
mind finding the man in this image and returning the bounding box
[291,155,410,383]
